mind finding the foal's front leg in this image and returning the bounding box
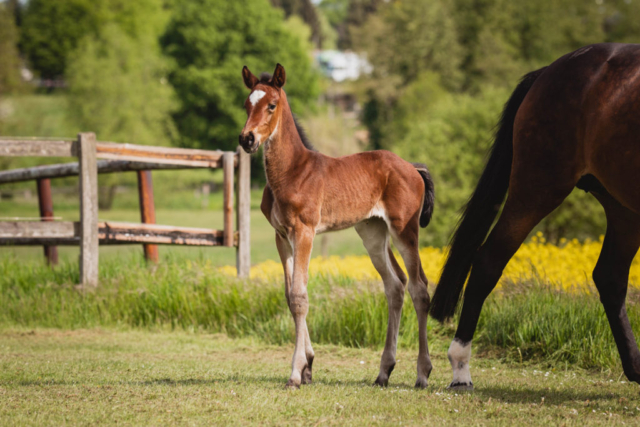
[285,226,315,389]
[276,233,314,385]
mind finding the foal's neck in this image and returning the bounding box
[263,93,311,192]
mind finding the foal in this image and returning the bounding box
[238,64,436,389]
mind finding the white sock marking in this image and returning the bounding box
[250,90,266,106]
[448,339,472,385]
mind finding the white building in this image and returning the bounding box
[316,50,372,82]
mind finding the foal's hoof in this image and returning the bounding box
[447,381,473,391]
[373,376,389,387]
[301,365,313,385]
[414,378,429,389]
[285,379,301,390]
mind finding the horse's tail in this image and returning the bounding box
[429,67,547,323]
[412,163,435,228]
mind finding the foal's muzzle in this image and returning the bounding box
[239,132,259,154]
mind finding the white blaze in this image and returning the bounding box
[250,90,266,106]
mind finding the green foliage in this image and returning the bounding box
[20,0,102,79]
[283,15,315,54]
[0,3,23,95]
[270,0,322,47]
[393,83,509,246]
[390,78,606,245]
[353,0,462,148]
[161,0,320,152]
[66,23,176,146]
[603,0,640,43]
[453,0,604,90]
[318,0,349,29]
[353,0,462,90]
[20,0,173,79]
[352,0,640,242]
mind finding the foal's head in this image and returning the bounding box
[238,63,287,154]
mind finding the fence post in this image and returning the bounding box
[136,170,159,263]
[78,132,99,287]
[36,178,58,265]
[222,152,235,247]
[236,148,250,277]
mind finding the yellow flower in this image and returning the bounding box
[220,234,638,292]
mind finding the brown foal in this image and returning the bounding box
[238,64,435,389]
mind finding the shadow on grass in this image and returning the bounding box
[475,384,621,404]
[13,375,379,388]
[15,376,623,403]
[135,375,375,388]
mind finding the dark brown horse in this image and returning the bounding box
[239,64,435,389]
[430,43,640,390]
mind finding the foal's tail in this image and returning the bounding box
[412,163,435,228]
[429,67,547,323]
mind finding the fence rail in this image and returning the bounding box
[0,134,251,286]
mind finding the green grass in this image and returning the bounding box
[1,328,638,425]
[0,255,637,374]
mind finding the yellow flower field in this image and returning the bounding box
[220,233,640,291]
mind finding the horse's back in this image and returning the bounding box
[511,43,640,213]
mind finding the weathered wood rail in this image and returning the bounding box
[0,134,251,286]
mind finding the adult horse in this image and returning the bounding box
[430,43,640,390]
[239,64,435,389]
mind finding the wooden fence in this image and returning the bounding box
[0,133,251,286]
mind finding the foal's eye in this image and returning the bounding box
[268,104,276,111]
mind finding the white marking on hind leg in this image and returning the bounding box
[448,338,473,390]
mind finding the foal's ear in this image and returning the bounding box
[242,66,259,90]
[272,63,286,89]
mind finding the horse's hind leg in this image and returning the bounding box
[591,190,640,383]
[390,215,433,388]
[275,233,314,386]
[355,219,405,387]
[449,184,574,390]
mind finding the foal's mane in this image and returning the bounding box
[259,72,316,152]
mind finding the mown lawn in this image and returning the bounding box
[1,328,638,426]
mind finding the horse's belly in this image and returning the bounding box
[317,201,387,234]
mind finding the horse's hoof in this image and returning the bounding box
[447,381,473,391]
[414,378,429,389]
[285,379,300,390]
[301,366,313,385]
[373,376,389,387]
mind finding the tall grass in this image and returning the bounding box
[0,255,635,371]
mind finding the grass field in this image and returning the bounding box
[1,328,638,425]
[2,181,640,424]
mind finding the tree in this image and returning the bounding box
[161,0,319,152]
[270,0,321,47]
[20,0,103,79]
[20,0,173,79]
[66,24,176,147]
[452,0,604,90]
[352,0,462,148]
[0,2,22,95]
[65,1,175,209]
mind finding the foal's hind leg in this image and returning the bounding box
[449,184,574,390]
[275,233,314,386]
[355,219,405,387]
[592,191,640,383]
[390,215,433,389]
